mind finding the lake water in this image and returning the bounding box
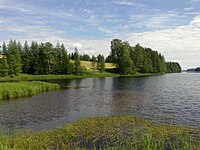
[0,73,199,132]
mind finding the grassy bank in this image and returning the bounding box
[0,116,199,150]
[0,72,160,82]
[0,72,118,82]
[0,81,60,101]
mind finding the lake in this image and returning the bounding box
[0,73,199,132]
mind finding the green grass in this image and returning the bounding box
[0,116,199,150]
[80,61,116,70]
[0,72,118,82]
[0,81,60,101]
[0,72,160,82]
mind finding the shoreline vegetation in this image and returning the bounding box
[0,116,199,150]
[0,71,159,82]
[0,72,157,101]
[0,81,60,101]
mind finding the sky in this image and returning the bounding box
[0,0,200,69]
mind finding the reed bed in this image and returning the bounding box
[0,116,199,150]
[0,81,60,100]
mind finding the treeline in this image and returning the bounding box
[107,39,181,74]
[0,40,105,77]
[0,39,182,77]
[187,67,200,72]
[165,62,182,73]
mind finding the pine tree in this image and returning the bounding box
[60,44,73,74]
[30,41,40,74]
[74,47,81,74]
[7,40,22,75]
[0,57,9,77]
[22,41,31,74]
[2,42,7,55]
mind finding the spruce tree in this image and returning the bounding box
[7,40,22,75]
[74,47,81,74]
[0,57,9,77]
[22,41,31,74]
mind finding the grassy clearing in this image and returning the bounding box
[80,61,116,70]
[0,81,60,101]
[0,116,199,150]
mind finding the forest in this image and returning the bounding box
[0,39,181,77]
[107,39,181,74]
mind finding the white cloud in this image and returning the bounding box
[72,43,83,49]
[98,27,113,34]
[127,16,200,69]
[112,0,145,7]
[184,7,194,11]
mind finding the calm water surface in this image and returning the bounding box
[0,73,199,131]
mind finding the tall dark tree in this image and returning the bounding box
[22,41,31,74]
[38,43,49,74]
[30,41,40,74]
[60,44,73,74]
[0,57,9,77]
[91,55,97,69]
[74,47,81,74]
[2,42,7,55]
[97,54,105,72]
[7,40,22,75]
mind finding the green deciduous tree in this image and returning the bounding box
[111,39,135,74]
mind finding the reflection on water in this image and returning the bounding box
[0,73,200,132]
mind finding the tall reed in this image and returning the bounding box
[0,81,60,100]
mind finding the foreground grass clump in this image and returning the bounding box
[1,116,199,150]
[0,81,60,100]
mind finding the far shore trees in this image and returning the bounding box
[0,39,181,77]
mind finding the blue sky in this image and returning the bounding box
[0,0,200,69]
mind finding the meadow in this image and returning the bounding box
[0,81,60,101]
[0,116,199,150]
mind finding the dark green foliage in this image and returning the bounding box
[22,41,31,74]
[105,55,113,62]
[110,39,135,74]
[74,47,82,75]
[110,39,167,74]
[30,41,40,75]
[1,39,181,76]
[0,57,9,77]
[195,67,200,72]
[2,41,7,55]
[60,44,74,74]
[7,40,22,75]
[80,54,91,61]
[91,55,96,68]
[166,62,182,73]
[97,54,105,72]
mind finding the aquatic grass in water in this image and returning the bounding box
[0,81,60,100]
[0,116,199,149]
